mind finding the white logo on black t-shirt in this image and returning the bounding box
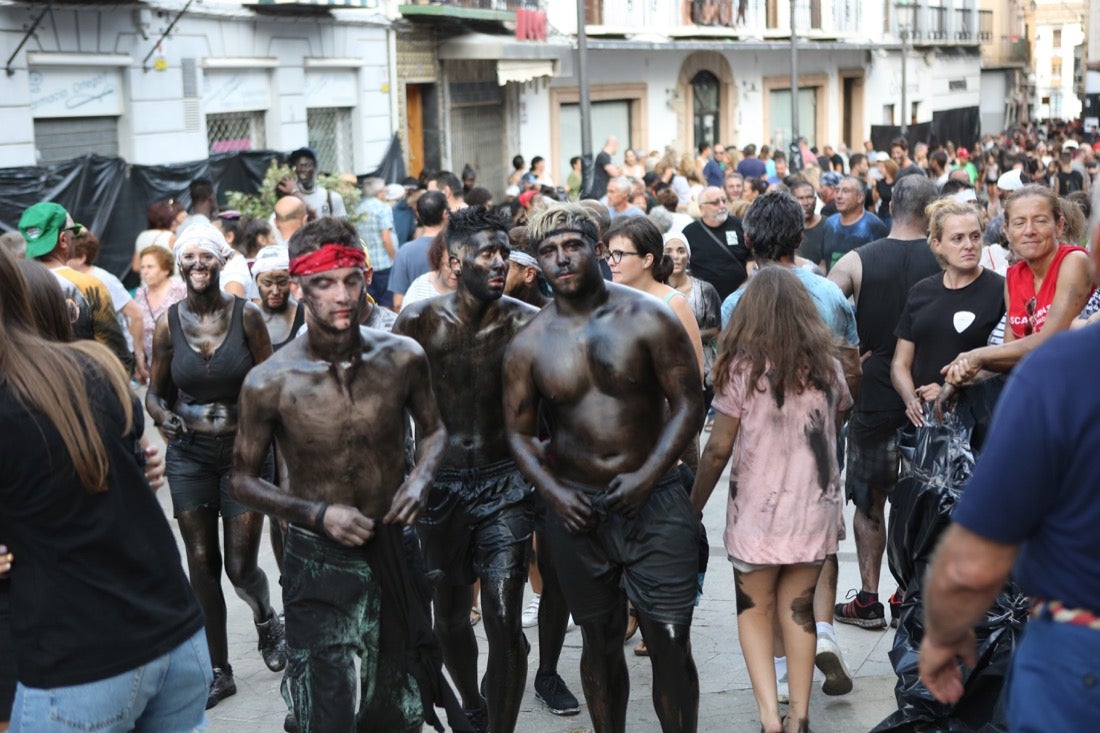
[953,311,976,333]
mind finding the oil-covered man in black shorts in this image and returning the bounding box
[394,207,539,733]
[503,202,704,733]
[231,218,448,733]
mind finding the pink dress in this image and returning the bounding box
[711,356,852,566]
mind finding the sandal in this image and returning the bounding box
[469,607,481,627]
[624,605,638,641]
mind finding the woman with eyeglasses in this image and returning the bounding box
[605,216,704,378]
[940,185,1094,393]
[891,199,1005,428]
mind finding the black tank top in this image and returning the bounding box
[855,238,941,413]
[272,304,305,351]
[168,298,254,404]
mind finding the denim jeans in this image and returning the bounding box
[1007,615,1100,732]
[10,628,211,733]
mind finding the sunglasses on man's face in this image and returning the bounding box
[63,224,85,238]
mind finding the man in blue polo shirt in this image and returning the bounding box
[919,201,1100,731]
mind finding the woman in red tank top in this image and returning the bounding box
[942,185,1093,388]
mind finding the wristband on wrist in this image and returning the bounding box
[314,501,330,535]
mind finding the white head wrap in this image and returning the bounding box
[663,231,690,257]
[252,245,290,278]
[173,222,233,266]
[508,250,541,271]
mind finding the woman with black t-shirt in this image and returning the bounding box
[891,198,1005,427]
[0,247,208,731]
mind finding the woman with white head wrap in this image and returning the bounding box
[147,218,284,708]
[251,245,303,351]
[663,230,722,409]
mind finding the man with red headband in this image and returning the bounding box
[231,217,453,733]
[393,206,541,733]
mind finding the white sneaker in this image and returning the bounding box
[521,594,541,628]
[815,635,853,696]
[776,672,789,704]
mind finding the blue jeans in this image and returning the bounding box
[10,628,211,732]
[1007,616,1100,732]
[368,267,393,308]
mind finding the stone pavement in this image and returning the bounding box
[146,423,905,733]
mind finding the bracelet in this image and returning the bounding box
[313,502,330,535]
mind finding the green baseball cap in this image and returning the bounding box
[19,202,69,259]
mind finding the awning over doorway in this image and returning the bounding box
[438,32,566,85]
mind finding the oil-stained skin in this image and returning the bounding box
[804,408,832,495]
[790,584,816,634]
[734,571,754,615]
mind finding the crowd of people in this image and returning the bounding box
[2,117,1100,733]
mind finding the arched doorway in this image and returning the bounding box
[676,52,736,154]
[692,70,720,147]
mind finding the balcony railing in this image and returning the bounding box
[584,0,859,37]
[981,37,1030,67]
[978,9,992,42]
[927,6,946,41]
[954,8,971,40]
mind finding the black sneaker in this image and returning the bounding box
[534,671,581,716]
[283,712,300,733]
[834,590,887,630]
[463,704,488,733]
[889,590,903,629]
[206,665,237,709]
[257,613,287,672]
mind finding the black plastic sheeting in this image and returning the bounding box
[870,106,982,153]
[873,381,1029,733]
[0,134,407,289]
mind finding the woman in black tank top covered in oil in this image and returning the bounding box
[145,223,285,710]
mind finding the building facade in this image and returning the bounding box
[0,0,394,174]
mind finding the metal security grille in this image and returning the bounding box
[34,116,119,164]
[207,111,266,154]
[307,107,354,174]
[450,104,505,199]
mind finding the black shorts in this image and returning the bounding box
[844,409,905,517]
[165,432,273,519]
[544,472,698,627]
[417,459,534,586]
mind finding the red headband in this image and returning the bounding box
[288,243,366,276]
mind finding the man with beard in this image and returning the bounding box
[504,203,704,733]
[277,147,347,218]
[792,180,825,268]
[681,186,749,300]
[230,217,450,733]
[393,207,540,733]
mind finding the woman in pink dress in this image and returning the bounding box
[691,266,851,733]
[133,245,186,376]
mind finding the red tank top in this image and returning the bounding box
[1005,244,1088,339]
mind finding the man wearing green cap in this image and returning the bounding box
[19,202,132,371]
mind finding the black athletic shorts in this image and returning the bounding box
[844,409,905,518]
[417,459,534,586]
[544,471,698,627]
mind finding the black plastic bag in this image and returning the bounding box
[873,381,1027,733]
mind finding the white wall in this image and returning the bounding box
[980,70,1010,135]
[0,5,393,171]
[862,48,981,127]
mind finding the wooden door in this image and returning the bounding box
[406,84,425,178]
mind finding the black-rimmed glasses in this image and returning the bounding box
[604,250,643,264]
